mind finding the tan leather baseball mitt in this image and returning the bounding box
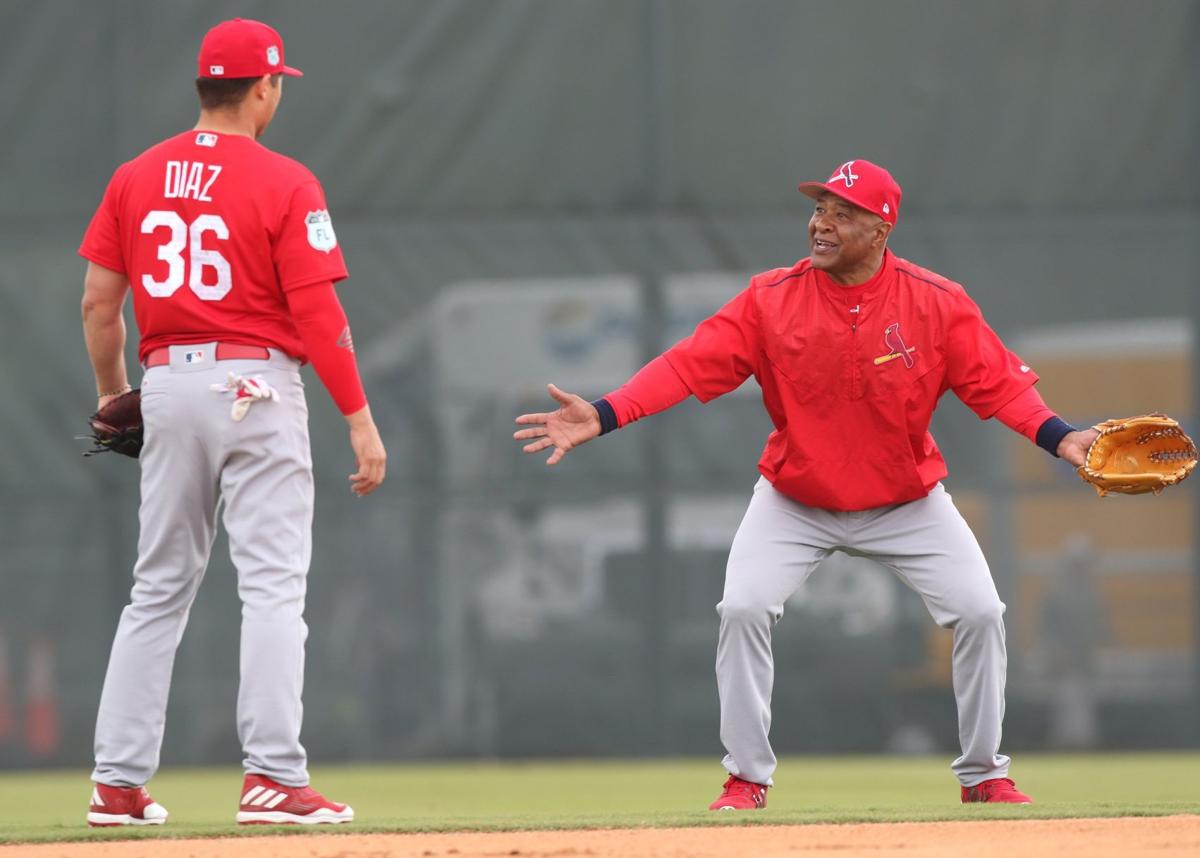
[1078,413,1197,496]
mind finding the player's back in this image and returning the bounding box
[91,129,340,360]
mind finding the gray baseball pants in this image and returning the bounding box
[717,477,1010,788]
[92,344,313,788]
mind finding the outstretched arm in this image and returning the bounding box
[514,355,693,465]
[514,285,761,466]
[992,385,1097,467]
[514,384,601,465]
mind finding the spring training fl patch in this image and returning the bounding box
[305,209,338,253]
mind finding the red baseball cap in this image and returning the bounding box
[197,18,303,79]
[798,159,902,225]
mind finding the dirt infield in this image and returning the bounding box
[6,816,1200,858]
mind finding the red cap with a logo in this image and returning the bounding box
[798,159,901,225]
[197,18,303,79]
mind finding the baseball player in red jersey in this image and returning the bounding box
[516,159,1100,808]
[79,19,385,826]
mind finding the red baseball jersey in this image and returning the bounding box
[663,250,1038,510]
[79,130,348,363]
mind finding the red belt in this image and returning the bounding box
[143,343,271,368]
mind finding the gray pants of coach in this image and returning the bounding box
[717,477,1010,788]
[92,345,313,788]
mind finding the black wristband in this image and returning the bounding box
[1036,416,1076,457]
[591,397,618,435]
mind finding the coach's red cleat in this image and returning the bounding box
[236,773,354,824]
[708,774,768,810]
[961,777,1033,804]
[87,783,168,827]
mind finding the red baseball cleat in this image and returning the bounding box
[708,774,768,810]
[961,777,1034,804]
[87,783,168,827]
[236,773,354,824]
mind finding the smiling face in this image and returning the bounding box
[808,192,892,285]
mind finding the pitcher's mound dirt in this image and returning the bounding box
[6,815,1200,858]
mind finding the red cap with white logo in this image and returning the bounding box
[197,18,303,79]
[798,159,901,225]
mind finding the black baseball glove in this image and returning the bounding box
[83,389,143,458]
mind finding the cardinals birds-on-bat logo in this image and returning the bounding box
[874,322,917,369]
[830,161,860,188]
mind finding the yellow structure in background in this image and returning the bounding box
[1011,320,1195,720]
[893,320,1195,748]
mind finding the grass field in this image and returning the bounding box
[0,752,1197,844]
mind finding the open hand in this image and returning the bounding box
[513,383,601,465]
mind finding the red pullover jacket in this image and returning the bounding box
[621,250,1039,511]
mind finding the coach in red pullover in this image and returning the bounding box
[515,159,1097,809]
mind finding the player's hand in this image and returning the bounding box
[514,383,601,465]
[1057,428,1098,468]
[345,405,386,496]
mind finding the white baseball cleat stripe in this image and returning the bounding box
[241,785,266,804]
[236,805,354,825]
[264,792,289,809]
[91,788,105,807]
[251,788,278,806]
[87,811,167,826]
